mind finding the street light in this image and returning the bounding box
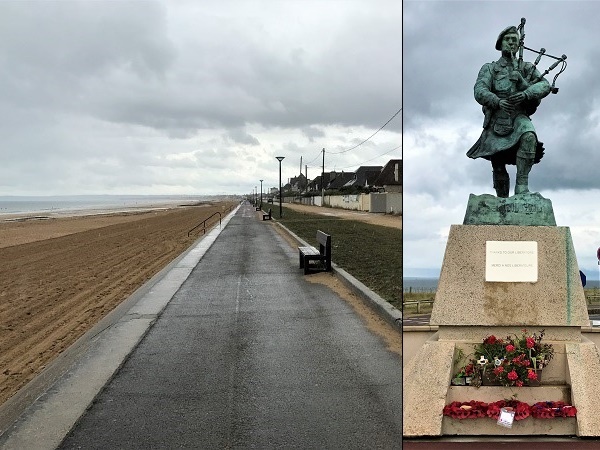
[259,179,263,208]
[276,156,285,218]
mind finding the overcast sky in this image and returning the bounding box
[404,1,600,280]
[0,0,401,197]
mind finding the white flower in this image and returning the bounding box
[494,357,504,366]
[477,356,488,365]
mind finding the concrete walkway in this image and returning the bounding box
[1,202,403,449]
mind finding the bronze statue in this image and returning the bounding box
[467,19,566,197]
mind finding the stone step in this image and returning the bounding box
[447,385,571,404]
[443,385,576,435]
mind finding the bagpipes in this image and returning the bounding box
[516,17,567,94]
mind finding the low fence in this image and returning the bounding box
[403,286,436,294]
[403,299,435,314]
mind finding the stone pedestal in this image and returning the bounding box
[431,225,588,327]
[403,224,600,437]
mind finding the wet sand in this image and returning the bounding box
[0,202,235,406]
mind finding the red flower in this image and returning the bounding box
[507,370,518,380]
[493,366,504,375]
[464,364,474,375]
[486,403,501,419]
[527,370,538,380]
[506,344,515,352]
[443,401,488,419]
[523,359,531,367]
[484,335,497,345]
[515,402,530,420]
[530,402,577,419]
[526,337,535,349]
[445,400,576,421]
[516,380,524,387]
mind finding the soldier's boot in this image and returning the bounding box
[515,132,537,195]
[492,166,510,198]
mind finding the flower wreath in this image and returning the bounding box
[530,401,577,418]
[443,401,488,419]
[443,400,577,420]
[486,399,530,420]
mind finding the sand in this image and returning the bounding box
[0,202,235,406]
[0,201,401,407]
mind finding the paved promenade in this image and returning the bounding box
[2,202,403,449]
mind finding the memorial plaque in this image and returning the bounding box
[485,241,538,282]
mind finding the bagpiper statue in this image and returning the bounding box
[467,18,567,197]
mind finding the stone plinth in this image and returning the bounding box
[565,338,600,436]
[430,225,588,327]
[403,222,600,438]
[402,335,455,436]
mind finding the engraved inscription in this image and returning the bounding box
[486,241,538,282]
[497,203,545,214]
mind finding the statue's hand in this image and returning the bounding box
[499,99,515,114]
[508,92,526,105]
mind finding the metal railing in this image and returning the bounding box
[187,211,222,237]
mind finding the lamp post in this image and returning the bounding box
[276,156,285,218]
[259,179,263,208]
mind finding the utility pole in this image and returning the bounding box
[321,148,325,207]
[305,164,308,194]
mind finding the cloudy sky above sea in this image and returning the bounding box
[0,1,401,197]
[404,1,600,279]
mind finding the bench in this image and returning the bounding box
[262,208,272,220]
[298,230,331,275]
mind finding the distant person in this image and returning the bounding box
[467,25,552,197]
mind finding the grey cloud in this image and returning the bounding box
[404,0,600,274]
[0,2,175,113]
[226,129,260,146]
[0,1,401,196]
[301,126,325,142]
[404,0,600,199]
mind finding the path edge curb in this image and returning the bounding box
[274,222,402,330]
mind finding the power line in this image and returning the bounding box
[304,149,323,166]
[307,144,401,171]
[328,107,402,155]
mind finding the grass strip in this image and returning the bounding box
[274,206,401,308]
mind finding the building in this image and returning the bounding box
[373,159,402,193]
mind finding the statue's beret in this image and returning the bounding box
[496,26,519,50]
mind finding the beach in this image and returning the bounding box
[0,202,236,406]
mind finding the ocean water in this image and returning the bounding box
[0,195,219,218]
[404,276,600,291]
[403,277,438,292]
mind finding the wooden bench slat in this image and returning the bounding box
[299,246,320,255]
[298,230,331,274]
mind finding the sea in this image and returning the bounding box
[403,277,439,293]
[404,276,600,292]
[0,195,232,218]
